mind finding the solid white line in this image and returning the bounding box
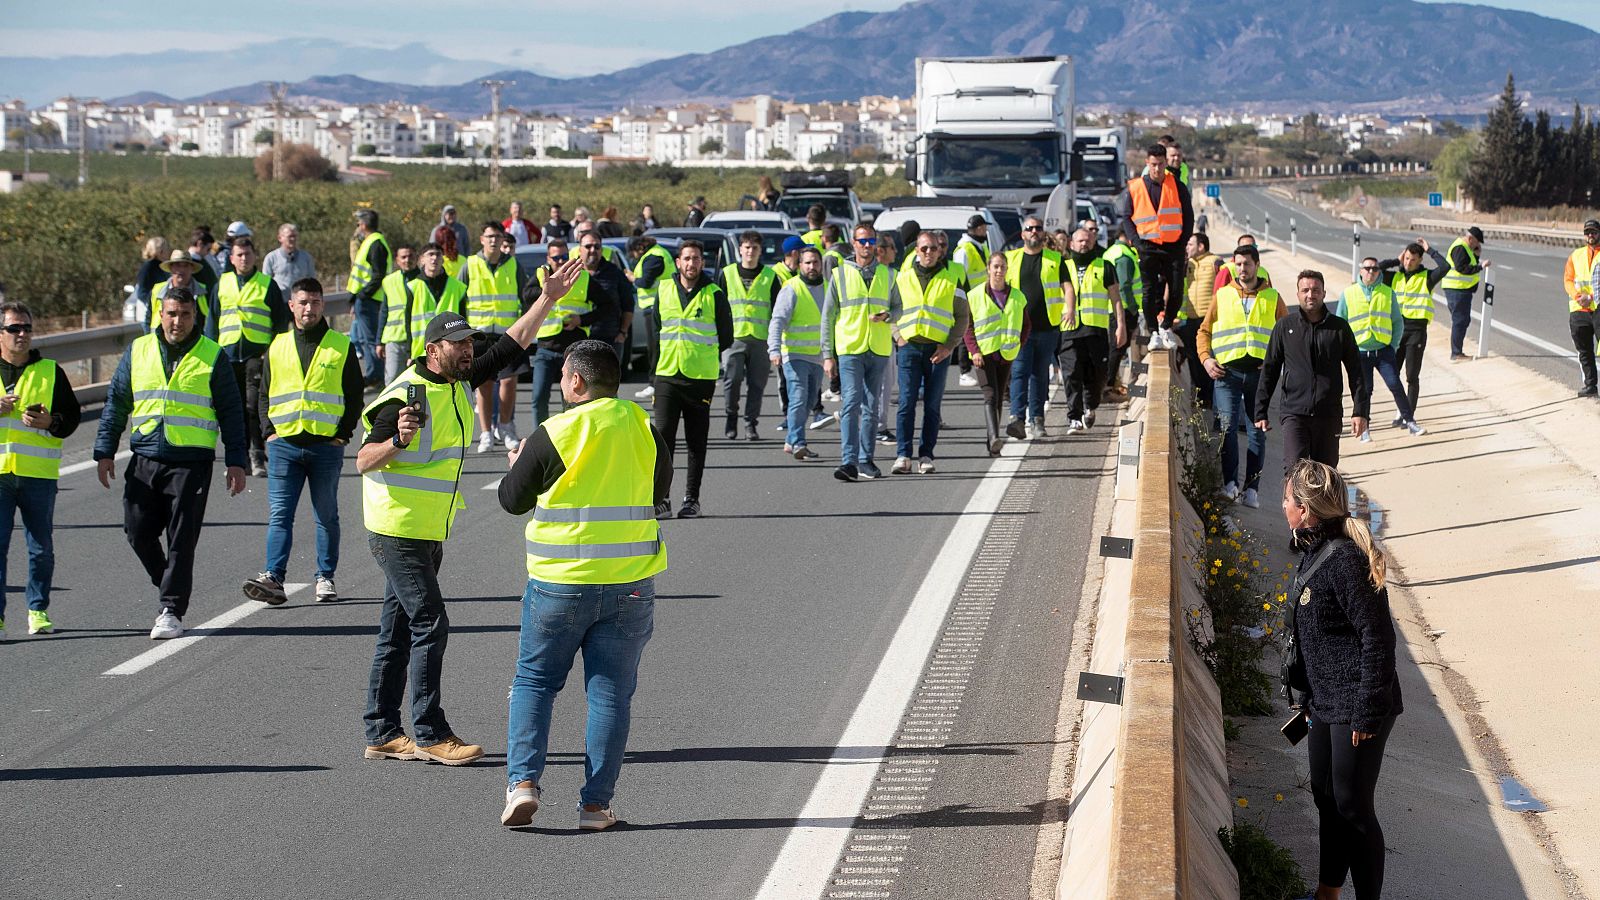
[482,476,503,491]
[58,449,130,477]
[101,583,309,676]
[754,447,1026,900]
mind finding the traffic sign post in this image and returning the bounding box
[1428,192,1444,208]
[1291,217,1297,256]
[1265,213,1271,241]
[1351,222,1361,282]
[1476,266,1495,359]
[1205,183,1220,200]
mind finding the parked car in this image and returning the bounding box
[859,201,884,225]
[702,210,796,231]
[643,228,737,271]
[774,170,864,226]
[513,237,645,372]
[867,200,1003,265]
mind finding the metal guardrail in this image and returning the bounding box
[36,292,355,405]
[1407,217,1581,247]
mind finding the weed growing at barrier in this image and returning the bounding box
[1219,819,1308,900]
[1172,385,1292,716]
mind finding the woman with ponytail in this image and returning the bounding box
[1282,458,1402,899]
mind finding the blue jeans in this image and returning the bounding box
[784,358,823,448]
[838,352,887,466]
[529,345,565,425]
[1010,330,1058,422]
[0,473,56,618]
[1359,346,1414,422]
[349,297,383,383]
[1213,366,1265,490]
[896,341,951,458]
[264,439,343,581]
[506,577,655,807]
[364,534,453,746]
[1444,288,1474,356]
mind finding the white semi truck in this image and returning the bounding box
[1074,126,1128,202]
[903,55,1080,227]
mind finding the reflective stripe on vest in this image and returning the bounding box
[1341,284,1396,347]
[832,263,892,356]
[723,264,777,341]
[780,277,824,362]
[632,246,677,310]
[655,278,721,380]
[129,334,221,449]
[1568,246,1599,313]
[1390,268,1435,322]
[217,270,274,348]
[360,369,470,541]
[1128,173,1184,243]
[954,236,988,285]
[0,359,65,479]
[1441,238,1480,291]
[1103,242,1143,301]
[407,277,468,361]
[266,328,350,438]
[967,285,1025,361]
[346,232,391,295]
[1004,248,1066,327]
[526,397,668,584]
[536,267,593,340]
[894,263,962,344]
[465,254,520,333]
[1064,257,1112,330]
[1210,286,1279,365]
[379,270,414,343]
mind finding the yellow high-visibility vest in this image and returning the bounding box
[265,328,350,438]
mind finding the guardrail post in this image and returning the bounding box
[1291,217,1297,256]
[1476,267,1495,359]
[1264,212,1270,242]
[1351,221,1361,281]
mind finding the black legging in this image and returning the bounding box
[1308,713,1396,898]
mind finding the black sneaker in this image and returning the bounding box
[858,461,883,480]
[242,572,288,605]
[677,498,701,519]
[1579,385,1598,398]
[1005,417,1026,440]
[654,500,673,520]
[745,423,761,441]
[725,427,738,440]
[834,464,859,482]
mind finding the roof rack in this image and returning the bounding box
[780,170,855,190]
[878,196,992,211]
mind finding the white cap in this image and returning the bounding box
[226,220,252,237]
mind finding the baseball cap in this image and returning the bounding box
[1467,226,1486,243]
[226,221,252,237]
[967,214,987,229]
[425,312,478,344]
[781,236,806,253]
[1583,219,1600,233]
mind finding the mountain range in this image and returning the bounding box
[11,0,1600,114]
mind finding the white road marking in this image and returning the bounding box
[1498,265,1514,271]
[58,449,130,477]
[101,583,309,676]
[1528,271,1549,279]
[754,446,1026,899]
[482,476,503,491]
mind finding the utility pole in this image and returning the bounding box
[481,79,513,193]
[271,82,288,182]
[77,106,87,186]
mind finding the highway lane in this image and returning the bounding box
[1219,186,1587,392]
[0,373,1112,900]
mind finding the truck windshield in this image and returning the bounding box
[925,136,1061,189]
[1080,156,1123,193]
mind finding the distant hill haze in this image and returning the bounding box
[13,0,1600,113]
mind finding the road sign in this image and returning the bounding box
[1429,192,1444,207]
[1205,183,1220,199]
[1357,194,1368,208]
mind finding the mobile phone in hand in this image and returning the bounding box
[1281,710,1309,746]
[404,383,427,426]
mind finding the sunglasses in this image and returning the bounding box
[548,255,569,264]
[1022,225,1044,232]
[2,323,33,334]
[1360,265,1378,271]
[855,237,877,245]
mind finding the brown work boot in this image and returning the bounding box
[363,735,418,760]
[412,735,485,766]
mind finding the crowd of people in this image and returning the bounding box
[0,148,1567,858]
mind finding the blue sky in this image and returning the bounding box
[0,0,1594,78]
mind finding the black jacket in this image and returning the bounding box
[1255,306,1368,422]
[1293,525,1403,732]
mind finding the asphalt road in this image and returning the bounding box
[1220,185,1587,391]
[0,368,1112,900]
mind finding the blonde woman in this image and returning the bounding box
[135,236,171,310]
[1282,459,1402,900]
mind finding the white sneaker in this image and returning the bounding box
[476,430,495,454]
[1222,481,1240,500]
[1406,420,1427,436]
[917,456,936,474]
[1359,430,1373,443]
[501,783,541,827]
[1068,418,1086,432]
[808,412,838,431]
[499,420,520,450]
[1026,421,1045,440]
[579,805,618,831]
[958,371,978,387]
[633,384,655,399]
[891,456,912,474]
[1044,399,1052,413]
[1084,409,1096,428]
[1241,488,1260,509]
[1146,330,1164,350]
[150,610,183,640]
[315,576,339,603]
[821,389,841,403]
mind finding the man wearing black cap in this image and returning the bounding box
[355,260,581,767]
[1441,226,1490,359]
[684,196,707,228]
[1564,220,1600,397]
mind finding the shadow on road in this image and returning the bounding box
[0,764,330,782]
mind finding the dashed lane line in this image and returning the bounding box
[101,583,309,676]
[58,449,130,477]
